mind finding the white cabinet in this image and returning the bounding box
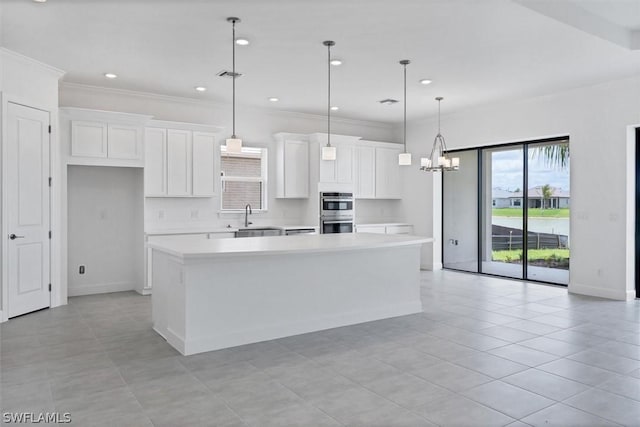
[355,224,386,234]
[320,142,354,184]
[144,128,167,196]
[275,134,309,198]
[375,147,402,199]
[71,121,107,158]
[192,132,217,196]
[355,145,376,199]
[62,108,151,168]
[386,225,413,235]
[144,121,222,198]
[108,124,142,160]
[355,224,413,235]
[71,121,142,160]
[167,129,192,196]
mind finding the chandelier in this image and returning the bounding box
[420,97,459,172]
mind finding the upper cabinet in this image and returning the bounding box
[62,108,152,168]
[374,146,402,199]
[144,120,223,198]
[274,133,309,198]
[318,141,355,185]
[354,145,376,199]
[274,133,403,200]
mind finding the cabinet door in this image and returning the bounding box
[355,146,376,198]
[167,129,192,196]
[71,121,107,158]
[192,131,216,197]
[108,124,142,159]
[386,225,413,235]
[284,140,309,198]
[355,225,386,234]
[144,128,167,196]
[319,146,336,183]
[375,147,402,199]
[336,144,354,183]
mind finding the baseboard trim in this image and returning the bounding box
[0,310,5,323]
[161,301,423,356]
[68,281,135,297]
[569,282,634,301]
[136,287,152,296]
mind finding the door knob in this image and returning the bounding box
[9,234,24,240]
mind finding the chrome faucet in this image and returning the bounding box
[244,204,252,227]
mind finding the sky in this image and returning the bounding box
[491,148,570,192]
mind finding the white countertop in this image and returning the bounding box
[148,232,433,259]
[145,225,318,236]
[355,223,412,227]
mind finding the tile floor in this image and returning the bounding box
[1,270,640,426]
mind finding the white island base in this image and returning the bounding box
[149,233,431,355]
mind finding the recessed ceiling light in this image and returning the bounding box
[195,86,207,92]
[235,38,250,46]
[33,0,47,3]
[419,79,432,85]
[379,99,399,105]
[268,97,279,102]
[330,59,342,66]
[330,106,339,111]
[104,73,118,79]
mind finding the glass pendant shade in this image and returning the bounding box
[322,145,337,161]
[398,152,412,166]
[225,137,242,153]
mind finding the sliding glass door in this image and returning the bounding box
[525,140,570,284]
[482,146,524,279]
[442,137,570,285]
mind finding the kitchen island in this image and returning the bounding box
[148,233,432,355]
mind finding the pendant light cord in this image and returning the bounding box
[403,62,407,153]
[327,42,331,147]
[232,19,236,139]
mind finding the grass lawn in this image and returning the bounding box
[492,208,570,218]
[492,248,570,261]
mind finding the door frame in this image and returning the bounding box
[1,94,60,321]
[630,125,640,299]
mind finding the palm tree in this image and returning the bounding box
[541,184,553,209]
[530,143,569,169]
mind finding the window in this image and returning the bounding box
[220,146,268,210]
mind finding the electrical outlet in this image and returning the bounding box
[158,210,165,219]
[79,265,85,275]
[190,210,199,219]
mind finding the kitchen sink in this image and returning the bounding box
[234,227,284,238]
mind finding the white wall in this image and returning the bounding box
[400,75,640,300]
[60,83,401,230]
[67,166,144,296]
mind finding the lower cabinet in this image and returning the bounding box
[355,224,413,235]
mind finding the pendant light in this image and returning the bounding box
[322,40,337,161]
[225,17,242,153]
[420,97,460,172]
[398,59,412,166]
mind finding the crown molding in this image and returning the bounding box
[59,81,393,130]
[0,48,65,77]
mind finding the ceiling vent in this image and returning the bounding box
[379,98,399,105]
[217,70,243,78]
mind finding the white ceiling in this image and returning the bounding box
[2,0,639,124]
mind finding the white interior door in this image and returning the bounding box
[6,102,51,318]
